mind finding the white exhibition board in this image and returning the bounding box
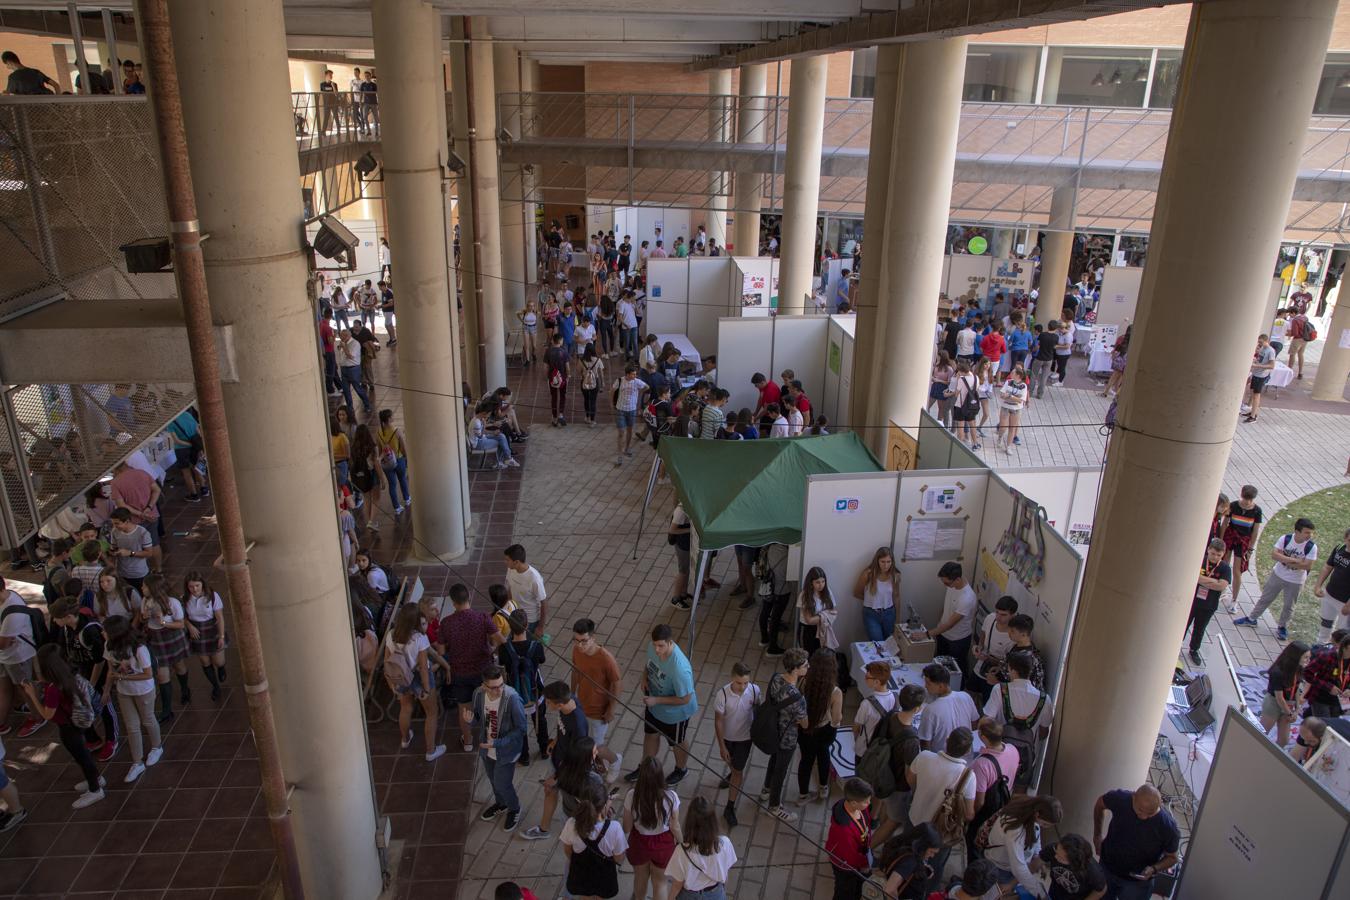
[1097,265,1144,328]
[946,254,993,307]
[893,471,990,627]
[822,316,855,430]
[1178,710,1350,900]
[599,206,692,253]
[646,256,735,359]
[771,317,827,415]
[646,257,690,337]
[716,318,774,412]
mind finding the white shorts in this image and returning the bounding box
[587,717,609,747]
[1321,592,1350,625]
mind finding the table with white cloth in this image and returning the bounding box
[1268,361,1295,389]
[1088,347,1115,374]
[663,332,702,372]
[849,640,962,697]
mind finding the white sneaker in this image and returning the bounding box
[125,762,147,783]
[503,458,520,468]
[767,806,797,823]
[605,752,624,785]
[425,744,447,762]
[401,729,413,750]
[146,747,163,767]
[393,505,404,515]
[72,789,105,809]
[74,776,108,793]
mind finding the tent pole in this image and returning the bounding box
[688,550,712,662]
[634,452,662,561]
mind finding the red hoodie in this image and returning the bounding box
[825,799,873,872]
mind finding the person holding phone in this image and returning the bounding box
[1091,784,1179,899]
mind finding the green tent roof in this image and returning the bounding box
[656,432,882,549]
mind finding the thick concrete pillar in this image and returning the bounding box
[373,0,469,559]
[706,68,733,250]
[302,61,328,93]
[521,57,539,281]
[1038,185,1075,309]
[496,44,527,318]
[1050,0,1336,834]
[731,64,768,256]
[166,2,381,897]
[447,17,481,395]
[847,44,902,439]
[872,39,968,436]
[1312,285,1350,400]
[468,18,507,389]
[778,54,827,313]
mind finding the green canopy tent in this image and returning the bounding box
[636,433,882,652]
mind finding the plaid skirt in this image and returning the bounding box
[188,615,221,656]
[147,624,189,666]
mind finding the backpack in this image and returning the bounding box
[549,366,564,389]
[750,688,790,755]
[503,639,542,713]
[967,751,1012,857]
[932,766,974,847]
[581,359,602,391]
[383,639,416,691]
[1,602,51,650]
[1305,322,1319,341]
[854,697,902,799]
[70,674,100,730]
[958,375,980,417]
[1000,687,1047,783]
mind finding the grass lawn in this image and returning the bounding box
[1252,482,1350,645]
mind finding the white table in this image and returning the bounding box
[664,332,702,372]
[1268,361,1295,389]
[1088,347,1114,374]
[848,640,962,697]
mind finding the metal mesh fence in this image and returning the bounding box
[0,97,169,320]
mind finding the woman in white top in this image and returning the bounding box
[562,780,628,900]
[183,570,227,701]
[996,365,1029,453]
[384,604,446,762]
[973,357,995,439]
[853,546,902,643]
[623,756,682,900]
[93,570,141,622]
[140,574,189,722]
[797,566,840,655]
[668,796,738,900]
[101,614,163,783]
[982,794,1063,898]
[330,283,352,328]
[355,550,391,595]
[517,298,539,367]
[927,351,956,427]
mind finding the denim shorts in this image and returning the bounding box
[616,409,637,429]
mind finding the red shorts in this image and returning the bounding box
[626,829,675,868]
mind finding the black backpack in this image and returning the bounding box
[1000,687,1047,784]
[1,602,51,650]
[957,375,980,417]
[854,697,903,799]
[503,639,543,713]
[966,751,1012,858]
[750,688,790,755]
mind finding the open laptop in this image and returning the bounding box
[1170,674,1211,709]
[1167,702,1216,735]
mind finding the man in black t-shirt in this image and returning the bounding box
[2,51,57,94]
[1093,785,1180,899]
[1184,539,1232,665]
[618,235,633,279]
[1314,526,1350,642]
[1031,322,1060,398]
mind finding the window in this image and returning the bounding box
[850,47,877,99]
[1312,52,1350,115]
[963,45,1041,103]
[1147,50,1182,109]
[1043,47,1151,107]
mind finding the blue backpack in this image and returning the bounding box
[503,639,543,712]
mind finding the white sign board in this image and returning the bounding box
[1096,266,1144,329]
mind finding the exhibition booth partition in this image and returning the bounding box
[715,313,856,432]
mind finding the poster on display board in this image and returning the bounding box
[946,255,993,309]
[986,258,1032,305]
[1096,266,1144,328]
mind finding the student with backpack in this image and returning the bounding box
[101,615,163,782]
[19,644,105,808]
[825,777,875,900]
[860,684,924,849]
[500,610,549,767]
[384,604,447,763]
[877,823,942,899]
[0,578,44,738]
[1238,517,1318,642]
[560,779,628,900]
[981,652,1052,786]
[49,595,119,762]
[756,648,809,823]
[853,662,898,765]
[579,345,605,427]
[544,333,571,426]
[965,720,1018,858]
[948,360,980,449]
[464,664,528,834]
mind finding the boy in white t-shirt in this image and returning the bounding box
[504,544,548,639]
[1240,517,1318,641]
[712,662,761,828]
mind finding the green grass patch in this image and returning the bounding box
[1253,483,1350,644]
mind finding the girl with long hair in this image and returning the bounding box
[1260,640,1310,746]
[376,408,410,515]
[94,568,141,621]
[797,566,837,655]
[101,614,163,782]
[623,756,681,900]
[330,412,351,486]
[183,570,227,701]
[350,424,383,530]
[518,297,539,367]
[878,823,943,899]
[384,603,446,762]
[21,644,105,808]
[927,350,955,426]
[668,796,738,900]
[983,794,1064,896]
[797,649,843,803]
[580,345,605,427]
[561,779,627,900]
[1037,833,1107,900]
[996,364,1029,452]
[853,547,902,642]
[1101,324,1131,398]
[974,357,995,440]
[140,573,189,722]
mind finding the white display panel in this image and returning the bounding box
[716,318,774,413]
[1178,710,1350,900]
[893,471,990,627]
[1097,266,1144,328]
[734,256,775,317]
[836,318,855,432]
[646,257,690,338]
[946,254,994,308]
[1000,468,1077,534]
[770,316,830,418]
[823,318,843,430]
[688,257,735,354]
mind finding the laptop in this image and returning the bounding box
[1167,703,1216,735]
[1170,674,1211,708]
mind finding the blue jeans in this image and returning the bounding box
[862,605,896,642]
[622,325,638,359]
[481,752,519,813]
[1103,871,1154,900]
[382,457,409,508]
[473,433,511,463]
[341,365,370,412]
[334,459,349,487]
[677,886,726,900]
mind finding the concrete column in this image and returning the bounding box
[706,68,733,250]
[732,63,768,256]
[847,44,902,438]
[468,17,507,389]
[1050,0,1336,834]
[303,61,328,93]
[447,17,480,396]
[778,54,827,313]
[1038,184,1075,309]
[872,39,968,436]
[496,44,527,319]
[1312,285,1350,400]
[521,57,540,281]
[165,2,381,897]
[373,0,469,559]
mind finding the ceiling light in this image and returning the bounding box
[1091,72,1105,87]
[1338,72,1350,89]
[1109,69,1123,85]
[1133,67,1149,83]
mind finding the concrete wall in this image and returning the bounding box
[583,52,854,98]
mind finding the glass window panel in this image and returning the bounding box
[1148,49,1182,109]
[1312,52,1350,115]
[1044,47,1151,107]
[850,47,877,98]
[963,45,1041,104]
